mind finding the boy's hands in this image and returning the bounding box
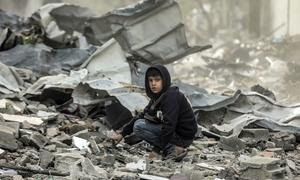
[110,131,123,144]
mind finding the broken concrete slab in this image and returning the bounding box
[112,171,139,179]
[0,113,43,126]
[0,99,26,114]
[0,130,18,151]
[0,62,23,94]
[240,156,285,180]
[46,127,59,137]
[218,135,246,151]
[139,174,169,180]
[29,132,48,149]
[270,132,297,151]
[36,110,58,121]
[239,128,269,145]
[196,163,225,171]
[39,150,54,169]
[0,121,19,138]
[54,152,85,170]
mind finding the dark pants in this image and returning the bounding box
[133,119,193,156]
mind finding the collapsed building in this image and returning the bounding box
[0,0,299,179]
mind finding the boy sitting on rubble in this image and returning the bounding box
[111,65,197,161]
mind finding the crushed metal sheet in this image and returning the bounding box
[80,38,131,84]
[24,69,88,96]
[0,44,95,76]
[40,0,210,64]
[198,91,300,139]
[72,78,148,114]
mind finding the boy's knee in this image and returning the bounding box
[133,119,146,133]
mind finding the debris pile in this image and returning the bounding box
[0,0,299,179]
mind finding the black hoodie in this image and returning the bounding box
[122,65,197,149]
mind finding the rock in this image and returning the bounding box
[266,141,276,148]
[55,152,84,173]
[89,137,101,155]
[68,124,87,135]
[0,130,18,151]
[18,154,30,166]
[193,140,218,148]
[251,148,259,156]
[258,151,276,158]
[240,156,285,180]
[19,134,31,146]
[210,124,233,136]
[196,163,225,171]
[46,127,59,137]
[0,121,20,138]
[270,132,296,151]
[12,175,24,180]
[0,113,43,126]
[239,128,269,146]
[40,150,54,168]
[170,173,189,180]
[286,159,296,171]
[53,132,72,145]
[218,136,246,151]
[44,144,56,152]
[112,171,138,180]
[0,148,5,157]
[29,132,48,149]
[265,148,284,155]
[100,154,115,166]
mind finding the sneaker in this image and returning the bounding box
[163,146,188,162]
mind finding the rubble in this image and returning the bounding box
[0,0,299,179]
[239,156,285,180]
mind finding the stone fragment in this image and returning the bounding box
[29,132,48,149]
[218,136,246,151]
[239,128,269,145]
[0,130,18,151]
[240,156,285,180]
[40,150,54,168]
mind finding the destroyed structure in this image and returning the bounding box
[0,0,299,179]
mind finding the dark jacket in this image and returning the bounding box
[121,65,197,149]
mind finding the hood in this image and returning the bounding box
[145,65,171,99]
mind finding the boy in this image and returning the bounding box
[111,65,197,161]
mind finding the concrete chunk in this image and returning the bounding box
[240,156,281,169]
[29,133,48,149]
[239,128,269,145]
[40,150,54,169]
[0,113,43,126]
[0,130,18,151]
[240,156,285,180]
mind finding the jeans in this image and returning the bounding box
[133,119,192,156]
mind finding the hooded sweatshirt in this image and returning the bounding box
[122,65,197,149]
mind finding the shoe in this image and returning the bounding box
[163,146,187,162]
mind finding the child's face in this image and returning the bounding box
[148,75,163,94]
